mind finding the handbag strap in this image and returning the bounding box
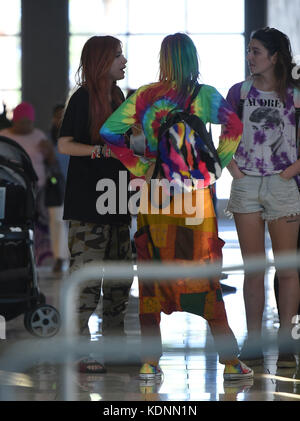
[238,79,253,120]
[186,83,202,112]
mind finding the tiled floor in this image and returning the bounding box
[0,218,299,402]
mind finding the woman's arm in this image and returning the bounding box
[206,86,243,169]
[58,88,99,157]
[100,87,153,176]
[280,125,300,179]
[58,136,94,156]
[280,159,300,180]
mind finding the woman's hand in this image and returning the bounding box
[279,160,300,180]
[233,169,245,179]
[145,162,155,183]
[227,159,245,179]
[279,170,291,181]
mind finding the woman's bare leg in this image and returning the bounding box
[139,312,162,365]
[233,212,266,338]
[268,216,300,351]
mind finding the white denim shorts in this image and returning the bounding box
[225,174,300,221]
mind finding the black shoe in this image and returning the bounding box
[78,357,107,374]
[220,283,237,294]
[277,353,297,368]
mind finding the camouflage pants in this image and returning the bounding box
[68,221,132,336]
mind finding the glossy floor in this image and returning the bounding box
[0,219,299,401]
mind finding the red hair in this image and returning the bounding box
[76,36,124,144]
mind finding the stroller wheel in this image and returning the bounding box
[24,305,60,338]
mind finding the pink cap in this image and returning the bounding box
[13,102,35,122]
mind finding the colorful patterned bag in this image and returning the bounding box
[152,84,222,192]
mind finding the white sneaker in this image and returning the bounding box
[223,360,254,381]
[139,363,163,380]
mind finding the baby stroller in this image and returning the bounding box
[0,135,60,337]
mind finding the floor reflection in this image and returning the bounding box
[0,219,299,401]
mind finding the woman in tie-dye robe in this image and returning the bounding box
[101,33,253,381]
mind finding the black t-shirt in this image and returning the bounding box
[60,86,131,225]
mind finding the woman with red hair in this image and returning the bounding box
[58,36,132,373]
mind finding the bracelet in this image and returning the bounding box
[102,144,111,158]
[91,145,101,159]
[105,145,111,158]
[91,144,111,159]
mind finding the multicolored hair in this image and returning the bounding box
[76,35,124,144]
[159,33,199,101]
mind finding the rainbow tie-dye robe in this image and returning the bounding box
[100,82,242,319]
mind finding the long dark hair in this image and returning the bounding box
[76,35,124,144]
[251,27,300,102]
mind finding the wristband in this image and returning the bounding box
[105,146,111,158]
[91,145,101,159]
[102,144,111,158]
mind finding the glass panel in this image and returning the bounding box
[187,0,244,34]
[0,0,21,35]
[191,35,245,199]
[191,34,245,98]
[0,36,21,90]
[0,0,21,122]
[128,0,185,34]
[69,0,128,34]
[69,35,91,88]
[0,90,21,120]
[127,35,164,89]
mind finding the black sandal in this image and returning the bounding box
[78,357,107,374]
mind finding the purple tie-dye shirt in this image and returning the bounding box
[226,82,299,184]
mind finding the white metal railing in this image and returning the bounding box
[0,252,299,400]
